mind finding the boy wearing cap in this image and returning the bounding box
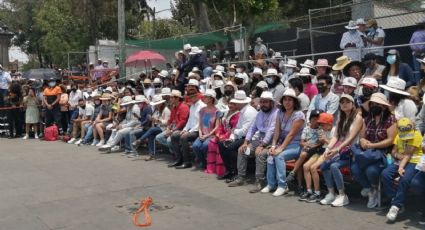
[382,118,424,222]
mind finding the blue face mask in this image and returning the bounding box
[349,29,357,34]
[266,77,274,85]
[48,82,56,87]
[386,55,397,65]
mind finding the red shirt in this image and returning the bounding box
[167,102,189,130]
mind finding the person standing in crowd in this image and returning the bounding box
[0,64,12,107]
[59,85,69,134]
[382,118,423,222]
[192,89,219,169]
[382,49,415,87]
[43,79,62,130]
[410,17,425,81]
[261,89,305,196]
[306,74,340,120]
[340,20,364,61]
[364,19,385,61]
[228,91,278,189]
[351,93,396,209]
[132,95,170,161]
[254,37,268,57]
[5,82,23,138]
[22,88,40,139]
[319,94,363,207]
[218,90,257,181]
[170,79,206,169]
[363,53,385,84]
[380,77,417,121]
[264,68,285,102]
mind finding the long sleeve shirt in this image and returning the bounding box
[245,107,279,145]
[183,99,206,133]
[122,104,141,128]
[167,102,190,130]
[340,31,365,61]
[152,107,171,129]
[230,104,258,140]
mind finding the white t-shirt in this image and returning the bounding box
[69,90,83,109]
[78,104,95,118]
[366,27,385,56]
[298,93,310,112]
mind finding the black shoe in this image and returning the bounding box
[225,175,237,183]
[168,161,182,168]
[286,171,295,183]
[306,193,321,203]
[299,192,312,201]
[228,176,245,187]
[175,163,192,169]
[217,172,233,180]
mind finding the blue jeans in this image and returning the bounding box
[410,171,425,213]
[67,109,78,133]
[83,123,94,143]
[382,163,418,208]
[124,129,146,151]
[192,136,213,166]
[155,131,173,153]
[351,161,385,189]
[322,158,350,191]
[267,143,301,188]
[137,126,162,155]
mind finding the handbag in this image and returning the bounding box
[351,144,386,169]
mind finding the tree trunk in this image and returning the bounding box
[191,1,212,32]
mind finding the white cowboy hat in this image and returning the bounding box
[183,44,191,50]
[192,67,201,73]
[134,95,149,104]
[153,78,162,84]
[296,68,312,76]
[379,77,410,96]
[356,18,366,25]
[281,88,300,102]
[189,46,202,55]
[221,81,238,94]
[252,67,263,76]
[213,65,225,73]
[345,20,359,30]
[150,95,166,106]
[300,59,315,69]
[260,91,274,101]
[255,81,268,89]
[230,90,251,104]
[120,96,134,106]
[284,59,297,68]
[212,71,224,79]
[204,89,217,100]
[171,89,183,98]
[213,80,224,89]
[264,68,279,77]
[187,71,201,80]
[158,70,169,78]
[161,87,172,96]
[187,79,199,87]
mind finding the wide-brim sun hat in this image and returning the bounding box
[204,89,217,101]
[120,96,134,106]
[160,87,172,96]
[342,61,366,77]
[368,92,391,108]
[379,77,410,96]
[332,56,351,71]
[150,95,166,106]
[230,90,251,104]
[296,68,312,76]
[281,88,300,102]
[345,20,359,30]
[133,95,149,104]
[99,93,112,100]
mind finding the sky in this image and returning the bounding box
[147,0,173,19]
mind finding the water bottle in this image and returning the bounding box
[386,154,393,165]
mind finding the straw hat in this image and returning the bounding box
[315,59,331,67]
[120,96,134,106]
[187,79,199,87]
[300,59,315,69]
[230,90,251,103]
[368,92,391,107]
[134,95,149,104]
[99,93,112,100]
[171,89,183,98]
[150,95,166,106]
[343,61,366,77]
[356,18,366,25]
[379,77,410,96]
[187,71,200,80]
[212,71,224,79]
[143,79,152,84]
[284,59,297,68]
[332,56,351,71]
[222,81,238,93]
[296,68,312,76]
[252,67,263,76]
[345,20,359,30]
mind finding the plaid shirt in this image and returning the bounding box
[365,115,396,143]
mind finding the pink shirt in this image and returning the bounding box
[304,83,318,101]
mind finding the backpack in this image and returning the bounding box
[44,124,59,141]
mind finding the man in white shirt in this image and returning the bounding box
[68,99,94,144]
[364,19,385,58]
[340,20,365,61]
[218,90,258,181]
[171,79,206,169]
[68,84,83,133]
[0,65,12,107]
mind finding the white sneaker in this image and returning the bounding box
[34,134,39,139]
[74,139,82,145]
[67,138,76,144]
[386,205,400,222]
[91,139,99,146]
[127,153,138,158]
[96,140,105,147]
[320,193,336,205]
[100,144,111,149]
[272,186,289,197]
[111,146,121,152]
[331,194,349,207]
[367,189,379,209]
[260,185,273,193]
[22,135,29,140]
[360,188,371,197]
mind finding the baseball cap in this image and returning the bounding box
[310,109,323,119]
[397,118,415,140]
[317,113,334,125]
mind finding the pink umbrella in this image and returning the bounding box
[125,50,166,67]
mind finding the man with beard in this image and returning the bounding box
[170,79,206,169]
[306,74,340,121]
[264,68,285,102]
[228,91,279,188]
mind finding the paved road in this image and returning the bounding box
[0,139,423,230]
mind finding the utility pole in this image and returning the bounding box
[118,0,126,79]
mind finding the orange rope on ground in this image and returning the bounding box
[132,197,153,227]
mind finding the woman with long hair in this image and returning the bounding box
[23,88,40,139]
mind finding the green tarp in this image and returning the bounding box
[126,22,288,50]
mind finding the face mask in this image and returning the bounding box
[316,84,326,93]
[349,29,356,34]
[285,68,294,75]
[368,27,376,33]
[234,78,244,85]
[224,90,233,97]
[236,68,242,73]
[386,55,396,65]
[266,77,274,85]
[370,105,382,116]
[48,82,56,87]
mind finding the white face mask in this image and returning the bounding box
[285,68,294,75]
